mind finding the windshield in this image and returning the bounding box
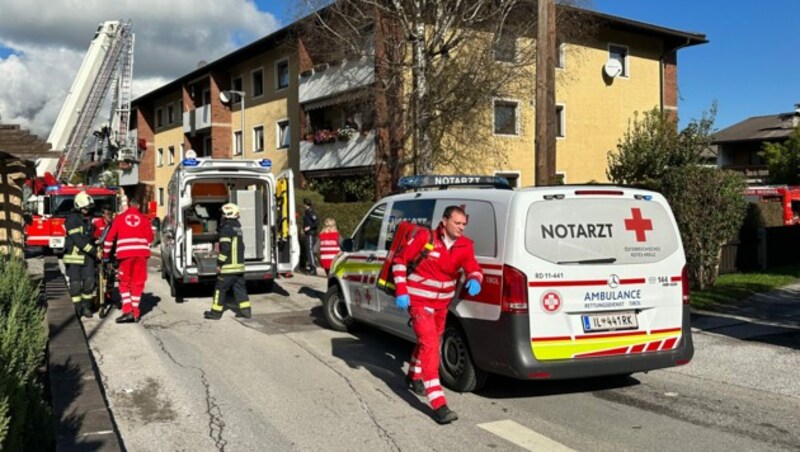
[51,195,117,218]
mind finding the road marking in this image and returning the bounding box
[478,420,575,452]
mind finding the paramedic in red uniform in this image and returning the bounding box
[103,198,153,323]
[391,205,483,424]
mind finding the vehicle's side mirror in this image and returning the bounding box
[342,238,353,252]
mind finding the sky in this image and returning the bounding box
[0,0,797,140]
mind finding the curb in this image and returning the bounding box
[43,256,123,451]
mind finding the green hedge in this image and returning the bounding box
[0,258,51,451]
[295,190,374,238]
[741,201,785,229]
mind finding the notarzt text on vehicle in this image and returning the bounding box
[541,223,613,239]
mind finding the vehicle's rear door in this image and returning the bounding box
[275,170,299,274]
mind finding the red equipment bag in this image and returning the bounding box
[376,221,434,296]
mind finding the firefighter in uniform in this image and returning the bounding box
[391,206,483,424]
[64,191,98,318]
[103,198,153,323]
[204,203,251,320]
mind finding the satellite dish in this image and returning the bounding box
[219,91,230,104]
[185,149,197,159]
[604,59,623,78]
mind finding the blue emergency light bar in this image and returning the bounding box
[397,175,512,191]
[181,157,199,167]
[259,158,272,169]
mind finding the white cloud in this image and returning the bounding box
[0,0,280,140]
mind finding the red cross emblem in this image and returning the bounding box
[541,291,562,313]
[624,208,653,242]
[125,214,141,228]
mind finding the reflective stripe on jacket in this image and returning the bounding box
[103,207,153,260]
[319,231,341,271]
[218,219,245,274]
[64,212,94,265]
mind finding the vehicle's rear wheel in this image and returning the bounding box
[440,322,487,393]
[322,285,353,332]
[161,258,167,280]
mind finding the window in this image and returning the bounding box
[276,119,290,149]
[156,108,163,128]
[556,41,565,69]
[494,100,519,135]
[494,34,517,63]
[353,204,385,251]
[233,131,242,156]
[275,59,289,90]
[253,126,264,153]
[609,44,629,77]
[157,148,163,167]
[168,146,175,165]
[387,200,436,248]
[202,136,211,157]
[435,200,497,257]
[158,188,165,206]
[167,104,174,124]
[556,104,565,138]
[251,68,264,97]
[202,89,211,106]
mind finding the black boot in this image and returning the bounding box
[81,300,93,318]
[204,310,223,320]
[235,307,252,319]
[115,312,136,323]
[404,376,426,396]
[433,405,458,425]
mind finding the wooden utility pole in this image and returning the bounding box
[535,0,556,186]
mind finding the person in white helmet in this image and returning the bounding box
[63,191,98,318]
[204,203,251,320]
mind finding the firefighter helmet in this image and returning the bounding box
[221,203,240,219]
[74,191,94,210]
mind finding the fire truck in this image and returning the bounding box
[24,20,135,253]
[744,186,800,226]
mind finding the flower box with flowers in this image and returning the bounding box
[336,126,356,142]
[313,129,337,145]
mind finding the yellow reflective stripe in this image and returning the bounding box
[218,254,228,263]
[232,237,238,264]
[211,290,223,311]
[220,265,245,274]
[333,261,382,277]
[377,278,396,290]
[424,243,434,250]
[531,331,681,361]
[71,296,82,303]
[219,237,231,242]
[81,293,95,299]
[82,244,93,253]
[68,227,83,234]
[63,256,85,264]
[239,301,251,309]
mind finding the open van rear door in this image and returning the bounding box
[275,170,300,274]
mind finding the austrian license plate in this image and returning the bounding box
[582,311,638,333]
[49,237,65,249]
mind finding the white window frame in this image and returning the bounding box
[168,145,175,165]
[251,67,264,98]
[556,103,566,139]
[158,187,165,206]
[556,42,566,69]
[275,58,290,91]
[492,98,520,137]
[157,147,163,167]
[276,119,290,150]
[233,130,243,156]
[608,43,630,78]
[253,125,264,153]
[494,170,521,188]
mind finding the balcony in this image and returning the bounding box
[182,104,212,135]
[299,57,375,105]
[300,131,376,172]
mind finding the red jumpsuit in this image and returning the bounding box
[103,206,153,319]
[318,231,341,273]
[392,225,482,410]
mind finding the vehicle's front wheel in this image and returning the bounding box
[322,285,353,332]
[439,322,487,393]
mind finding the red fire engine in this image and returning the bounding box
[744,186,800,226]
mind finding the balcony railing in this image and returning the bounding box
[299,57,375,105]
[300,131,376,172]
[182,104,212,135]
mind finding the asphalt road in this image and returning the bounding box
[82,258,800,451]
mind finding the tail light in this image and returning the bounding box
[501,264,528,314]
[681,265,690,305]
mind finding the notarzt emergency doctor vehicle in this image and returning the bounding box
[323,176,693,392]
[160,155,299,299]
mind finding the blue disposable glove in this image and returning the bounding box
[466,279,481,296]
[395,294,410,310]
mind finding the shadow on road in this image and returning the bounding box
[692,312,800,351]
[299,286,325,301]
[477,373,641,400]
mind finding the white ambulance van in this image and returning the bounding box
[323,176,693,392]
[160,154,299,300]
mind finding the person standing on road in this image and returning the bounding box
[318,218,341,277]
[391,206,483,424]
[64,191,98,318]
[204,203,251,320]
[302,198,319,275]
[103,198,153,323]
